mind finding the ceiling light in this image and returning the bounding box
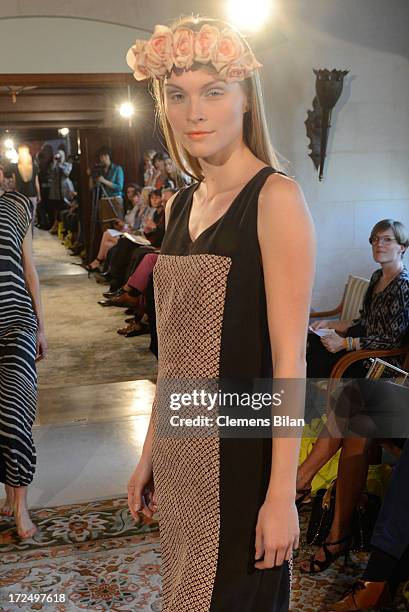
[59,128,70,137]
[226,0,272,32]
[119,102,135,119]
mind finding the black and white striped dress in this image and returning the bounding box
[0,191,38,487]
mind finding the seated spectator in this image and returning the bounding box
[85,185,143,272]
[299,379,409,576]
[306,219,409,383]
[143,150,157,186]
[145,152,174,189]
[102,253,159,336]
[164,156,192,188]
[96,189,164,294]
[162,186,178,209]
[297,219,409,575]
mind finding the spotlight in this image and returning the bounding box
[59,128,70,137]
[5,148,18,163]
[226,0,272,31]
[4,138,14,149]
[119,102,135,119]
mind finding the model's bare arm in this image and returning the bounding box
[255,174,316,569]
[21,224,48,360]
[127,190,179,520]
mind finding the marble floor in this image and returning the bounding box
[0,230,157,509]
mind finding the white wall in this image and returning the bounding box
[260,17,409,308]
[1,4,408,309]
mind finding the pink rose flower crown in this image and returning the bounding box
[126,23,263,83]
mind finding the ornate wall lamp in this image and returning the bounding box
[305,69,349,180]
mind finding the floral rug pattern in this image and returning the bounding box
[0,497,407,611]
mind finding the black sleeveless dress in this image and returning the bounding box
[152,166,291,612]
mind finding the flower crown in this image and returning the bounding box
[126,23,263,83]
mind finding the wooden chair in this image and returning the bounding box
[310,274,370,322]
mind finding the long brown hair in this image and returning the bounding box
[151,15,282,182]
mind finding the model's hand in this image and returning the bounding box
[36,330,48,361]
[321,333,345,353]
[254,497,299,569]
[309,319,333,330]
[127,462,157,521]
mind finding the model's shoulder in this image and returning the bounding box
[259,171,306,214]
[260,170,301,198]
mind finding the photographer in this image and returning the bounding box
[48,146,72,234]
[89,146,124,199]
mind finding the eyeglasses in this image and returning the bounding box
[369,236,397,246]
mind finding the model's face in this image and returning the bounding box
[164,68,248,160]
[370,229,404,264]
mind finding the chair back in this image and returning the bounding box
[340,275,370,321]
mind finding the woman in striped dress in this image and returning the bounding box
[0,188,47,539]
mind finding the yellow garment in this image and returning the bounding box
[299,417,392,497]
[299,417,341,494]
[57,221,65,241]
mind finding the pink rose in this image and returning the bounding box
[213,29,245,72]
[173,27,195,69]
[194,24,219,64]
[144,25,174,76]
[126,41,151,81]
[218,51,263,83]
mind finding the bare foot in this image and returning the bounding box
[1,486,15,517]
[14,507,37,539]
[1,499,14,517]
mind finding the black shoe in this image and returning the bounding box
[125,323,150,337]
[125,317,135,324]
[103,288,124,299]
[94,271,112,285]
[124,308,134,315]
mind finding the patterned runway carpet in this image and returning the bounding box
[0,498,407,611]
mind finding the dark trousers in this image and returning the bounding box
[108,237,155,291]
[372,439,409,560]
[145,274,157,359]
[306,332,368,378]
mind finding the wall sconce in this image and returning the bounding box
[305,68,349,181]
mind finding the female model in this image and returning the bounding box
[0,189,47,538]
[126,16,316,611]
[11,143,41,222]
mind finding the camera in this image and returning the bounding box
[91,163,104,179]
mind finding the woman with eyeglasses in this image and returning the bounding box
[296,219,409,577]
[306,219,409,380]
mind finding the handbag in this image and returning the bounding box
[306,479,381,551]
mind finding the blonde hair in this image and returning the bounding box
[151,15,281,182]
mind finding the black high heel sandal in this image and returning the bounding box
[295,487,312,509]
[301,534,351,574]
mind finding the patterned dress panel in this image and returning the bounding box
[152,253,231,612]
